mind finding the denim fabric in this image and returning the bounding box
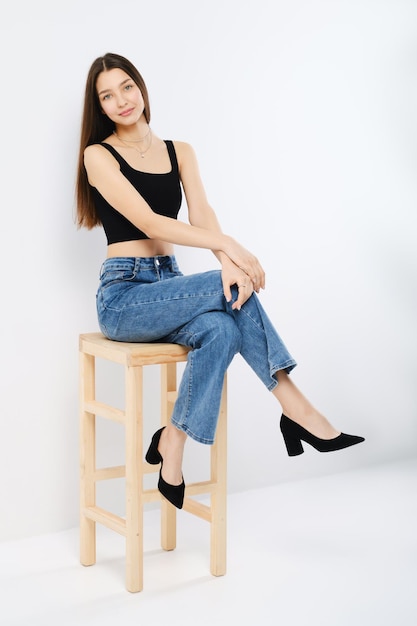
[96,256,297,444]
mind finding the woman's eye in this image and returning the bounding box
[102,94,111,101]
[125,84,133,91]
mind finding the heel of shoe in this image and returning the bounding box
[145,427,164,465]
[280,414,305,456]
[281,431,304,456]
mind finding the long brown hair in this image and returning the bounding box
[75,53,151,229]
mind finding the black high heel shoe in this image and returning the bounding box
[145,427,185,509]
[280,414,365,456]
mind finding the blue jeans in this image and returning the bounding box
[96,256,297,444]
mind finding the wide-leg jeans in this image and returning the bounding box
[96,256,297,444]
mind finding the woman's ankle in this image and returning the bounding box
[158,424,187,485]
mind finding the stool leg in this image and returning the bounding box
[80,352,96,567]
[125,365,144,592]
[210,375,227,576]
[160,363,177,551]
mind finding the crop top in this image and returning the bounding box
[91,140,182,244]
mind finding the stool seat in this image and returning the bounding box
[79,332,227,592]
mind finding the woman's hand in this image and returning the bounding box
[221,257,255,310]
[222,236,266,294]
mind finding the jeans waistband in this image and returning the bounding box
[100,255,177,274]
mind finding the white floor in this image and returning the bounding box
[1,459,416,626]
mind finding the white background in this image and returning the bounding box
[0,0,416,541]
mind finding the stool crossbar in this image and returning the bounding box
[79,332,227,592]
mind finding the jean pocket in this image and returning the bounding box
[99,268,136,289]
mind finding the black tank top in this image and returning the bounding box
[91,140,182,244]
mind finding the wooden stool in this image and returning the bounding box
[79,332,227,592]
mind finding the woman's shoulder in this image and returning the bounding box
[171,140,198,168]
[83,142,120,179]
[84,134,116,154]
[171,139,193,152]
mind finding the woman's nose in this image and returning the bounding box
[116,93,127,107]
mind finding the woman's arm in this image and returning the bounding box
[84,144,264,294]
[175,141,265,308]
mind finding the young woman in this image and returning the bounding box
[76,52,364,509]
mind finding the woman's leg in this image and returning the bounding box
[98,259,343,473]
[155,280,356,479]
[98,260,337,438]
[157,424,187,487]
[97,259,229,343]
[225,288,340,438]
[151,310,241,487]
[272,371,340,438]
[163,310,242,444]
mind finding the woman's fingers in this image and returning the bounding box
[220,249,262,309]
[239,261,265,291]
[222,278,233,303]
[231,282,254,310]
[224,239,265,290]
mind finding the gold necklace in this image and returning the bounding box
[114,129,153,158]
[113,127,151,143]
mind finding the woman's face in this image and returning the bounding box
[96,68,145,125]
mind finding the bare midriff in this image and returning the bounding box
[106,239,175,258]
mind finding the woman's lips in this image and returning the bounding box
[120,108,134,117]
